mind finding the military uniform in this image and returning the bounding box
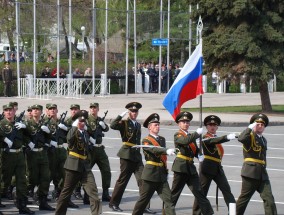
[0,104,34,214]
[25,104,54,211]
[109,102,154,213]
[192,115,235,215]
[55,110,101,215]
[87,102,111,201]
[236,113,277,215]
[1,61,13,97]
[171,112,214,215]
[132,113,176,215]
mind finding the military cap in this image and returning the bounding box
[90,102,99,108]
[70,104,80,109]
[175,111,193,123]
[250,113,269,127]
[9,102,18,107]
[47,104,57,109]
[31,104,43,111]
[3,104,13,110]
[125,102,142,111]
[4,61,10,65]
[72,110,88,121]
[143,113,160,128]
[27,106,32,111]
[204,115,221,126]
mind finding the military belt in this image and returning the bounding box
[123,142,136,147]
[94,144,103,147]
[55,145,64,148]
[9,148,22,153]
[177,153,193,161]
[146,161,164,167]
[32,147,43,152]
[244,158,265,165]
[69,151,87,160]
[204,155,221,163]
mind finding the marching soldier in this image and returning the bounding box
[192,115,236,214]
[171,111,214,215]
[132,113,176,215]
[25,104,55,211]
[0,104,34,214]
[109,102,155,214]
[236,113,277,215]
[1,61,13,97]
[55,110,102,215]
[86,102,111,202]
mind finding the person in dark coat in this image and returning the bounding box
[1,61,13,97]
[236,113,277,215]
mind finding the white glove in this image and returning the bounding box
[89,137,96,145]
[198,154,204,162]
[4,137,13,148]
[196,127,203,135]
[166,148,176,156]
[227,133,236,140]
[28,142,35,150]
[58,123,68,131]
[50,140,58,147]
[84,125,87,130]
[72,119,79,127]
[119,110,128,117]
[99,121,106,129]
[41,125,50,133]
[15,122,26,130]
[248,122,257,129]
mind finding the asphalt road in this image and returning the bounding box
[1,125,284,215]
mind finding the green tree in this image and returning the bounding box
[190,0,284,112]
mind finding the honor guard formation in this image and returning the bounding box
[0,101,278,215]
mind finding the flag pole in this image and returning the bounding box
[197,16,203,153]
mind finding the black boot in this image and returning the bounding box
[102,189,111,202]
[39,196,55,211]
[73,186,83,199]
[67,199,79,208]
[18,199,35,214]
[52,187,61,201]
[2,185,14,200]
[27,186,34,199]
[83,191,90,205]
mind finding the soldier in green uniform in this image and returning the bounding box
[236,113,277,215]
[25,104,55,211]
[192,115,236,214]
[0,104,34,214]
[171,111,214,215]
[55,110,102,215]
[86,102,111,202]
[132,113,176,215]
[109,102,155,214]
[1,61,13,97]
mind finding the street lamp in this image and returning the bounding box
[81,26,85,60]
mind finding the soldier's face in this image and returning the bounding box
[77,120,86,130]
[4,108,15,120]
[90,107,99,116]
[178,120,190,131]
[148,122,160,135]
[206,124,218,134]
[129,110,138,120]
[254,122,265,135]
[70,108,80,117]
[48,107,57,117]
[32,109,42,117]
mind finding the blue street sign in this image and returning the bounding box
[152,38,168,46]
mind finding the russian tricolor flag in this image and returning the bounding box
[163,42,204,119]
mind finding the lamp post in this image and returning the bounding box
[81,26,85,60]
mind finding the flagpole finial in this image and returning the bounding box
[197,16,203,34]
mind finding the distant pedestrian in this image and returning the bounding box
[1,61,13,97]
